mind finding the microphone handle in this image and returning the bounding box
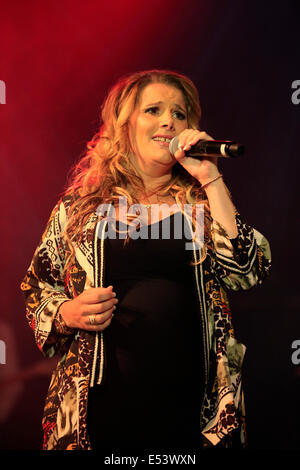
[187,140,244,158]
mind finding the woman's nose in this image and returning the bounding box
[160,111,175,130]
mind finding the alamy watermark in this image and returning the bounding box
[95,197,205,250]
[291,80,300,105]
[0,80,6,104]
[291,339,300,365]
[0,339,6,364]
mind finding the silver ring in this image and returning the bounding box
[89,314,96,325]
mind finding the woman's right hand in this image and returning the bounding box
[59,285,118,331]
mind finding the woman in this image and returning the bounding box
[21,69,271,451]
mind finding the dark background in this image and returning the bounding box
[0,0,299,450]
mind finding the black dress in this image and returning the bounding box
[87,212,205,450]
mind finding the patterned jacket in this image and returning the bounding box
[20,194,271,450]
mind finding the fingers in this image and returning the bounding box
[176,130,214,153]
[84,297,118,315]
[85,305,116,331]
[178,130,200,151]
[174,130,201,161]
[83,288,118,331]
[77,285,119,331]
[82,286,116,304]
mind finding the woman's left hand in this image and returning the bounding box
[173,129,221,185]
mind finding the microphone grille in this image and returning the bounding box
[169,136,179,155]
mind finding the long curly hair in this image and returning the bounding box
[62,69,213,273]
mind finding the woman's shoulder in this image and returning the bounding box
[58,190,82,211]
[46,192,81,229]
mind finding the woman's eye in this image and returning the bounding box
[145,106,159,115]
[144,107,186,120]
[173,111,186,120]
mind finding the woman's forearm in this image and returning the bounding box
[201,177,238,239]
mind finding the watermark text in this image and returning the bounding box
[291,80,300,105]
[291,339,300,365]
[95,197,205,250]
[0,339,6,364]
[0,80,6,104]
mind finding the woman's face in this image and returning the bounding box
[128,82,188,174]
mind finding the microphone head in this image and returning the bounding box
[169,136,179,155]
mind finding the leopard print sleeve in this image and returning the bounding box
[210,209,271,291]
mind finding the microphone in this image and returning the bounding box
[169,135,245,158]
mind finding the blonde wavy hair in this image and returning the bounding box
[63,69,212,273]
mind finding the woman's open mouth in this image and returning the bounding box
[152,136,172,148]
